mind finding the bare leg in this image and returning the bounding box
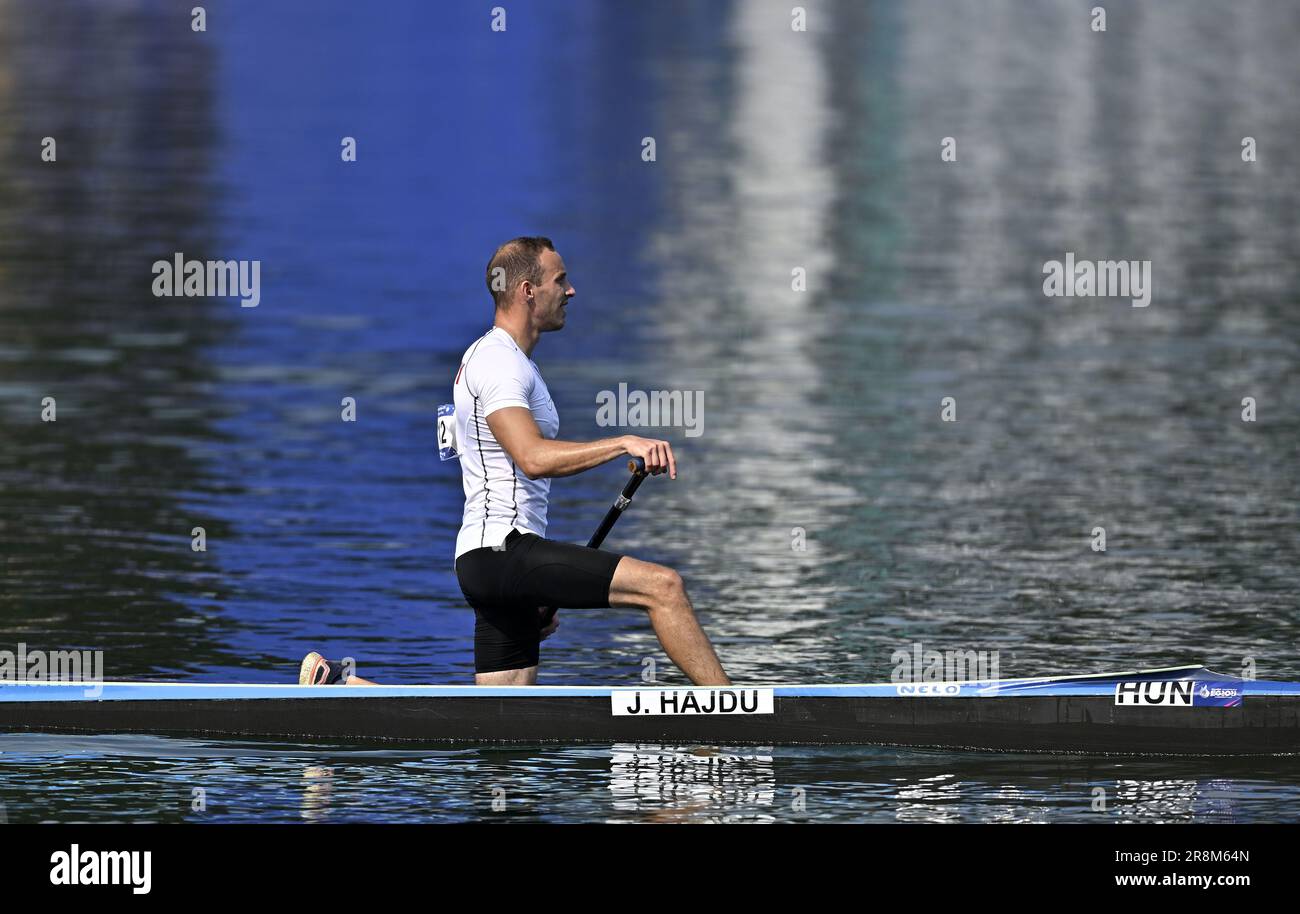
[476,666,538,685]
[608,557,730,686]
[345,675,378,685]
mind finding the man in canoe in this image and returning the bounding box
[302,237,729,687]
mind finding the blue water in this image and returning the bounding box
[0,0,1298,822]
[2,734,1296,824]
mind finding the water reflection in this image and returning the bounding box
[0,0,233,673]
[2,734,1295,824]
[607,745,778,823]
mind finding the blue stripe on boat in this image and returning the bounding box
[1,665,1297,702]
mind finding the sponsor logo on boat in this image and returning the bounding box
[1199,685,1239,699]
[611,688,775,716]
[895,683,961,696]
[1194,682,1243,707]
[1114,680,1243,708]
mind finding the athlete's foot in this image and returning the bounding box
[298,651,377,685]
[299,651,344,685]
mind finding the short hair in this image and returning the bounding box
[485,236,555,309]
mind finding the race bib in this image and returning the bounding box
[437,404,459,461]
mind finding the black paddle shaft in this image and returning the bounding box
[585,457,649,549]
[539,457,649,627]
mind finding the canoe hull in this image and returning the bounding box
[1,693,1296,755]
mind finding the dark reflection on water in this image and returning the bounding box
[0,1,238,673]
[1,0,1298,822]
[0,734,1295,824]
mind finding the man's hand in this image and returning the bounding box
[539,607,559,641]
[622,436,677,479]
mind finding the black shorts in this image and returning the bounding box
[455,529,624,673]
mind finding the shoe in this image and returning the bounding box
[299,651,346,685]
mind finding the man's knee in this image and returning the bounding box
[639,562,685,608]
[612,558,685,607]
[654,564,684,596]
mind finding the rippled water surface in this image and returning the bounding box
[1,0,1298,822]
[2,734,1296,824]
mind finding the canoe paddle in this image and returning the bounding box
[539,456,649,628]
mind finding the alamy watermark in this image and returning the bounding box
[152,252,261,308]
[595,383,704,438]
[0,643,104,697]
[891,643,1000,684]
[1042,252,1151,307]
[49,845,151,894]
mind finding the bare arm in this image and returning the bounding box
[486,407,677,480]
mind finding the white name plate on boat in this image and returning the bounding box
[611,688,775,716]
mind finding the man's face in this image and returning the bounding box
[531,249,575,331]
